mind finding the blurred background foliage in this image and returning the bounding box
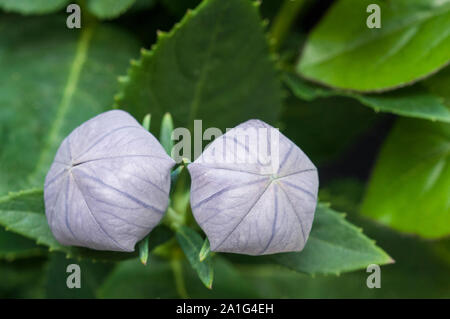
[0,0,449,298]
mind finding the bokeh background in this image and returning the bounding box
[0,0,449,298]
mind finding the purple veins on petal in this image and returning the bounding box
[188,119,319,256]
[277,143,293,173]
[192,177,267,209]
[64,176,76,240]
[73,169,165,214]
[44,168,68,188]
[280,180,316,200]
[260,185,279,254]
[78,125,137,153]
[43,110,174,252]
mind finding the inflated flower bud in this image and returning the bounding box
[44,110,175,252]
[188,120,318,255]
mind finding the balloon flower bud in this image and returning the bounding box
[44,110,175,252]
[188,120,318,255]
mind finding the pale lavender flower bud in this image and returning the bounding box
[44,110,175,252]
[188,119,318,255]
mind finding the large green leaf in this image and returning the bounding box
[239,175,450,298]
[284,73,450,123]
[115,0,282,135]
[297,0,450,92]
[241,201,450,298]
[240,238,450,298]
[361,119,450,238]
[176,226,214,289]
[225,203,393,275]
[0,188,171,261]
[87,0,136,19]
[0,189,60,251]
[0,0,68,14]
[269,203,393,275]
[0,16,140,195]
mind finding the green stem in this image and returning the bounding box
[164,159,192,231]
[269,0,307,52]
[138,236,149,265]
[170,256,189,299]
[164,206,186,231]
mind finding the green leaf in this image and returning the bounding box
[424,66,450,108]
[183,256,259,298]
[0,188,153,261]
[176,226,214,289]
[283,73,335,101]
[115,0,282,135]
[87,0,136,19]
[159,112,174,156]
[361,118,450,238]
[0,189,61,251]
[0,228,45,261]
[137,225,173,265]
[170,165,184,188]
[240,214,450,298]
[297,0,450,92]
[284,73,450,123]
[137,237,150,265]
[45,252,114,298]
[0,16,140,195]
[241,175,450,298]
[199,238,210,262]
[142,113,151,131]
[170,162,190,215]
[270,203,393,275]
[0,0,68,14]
